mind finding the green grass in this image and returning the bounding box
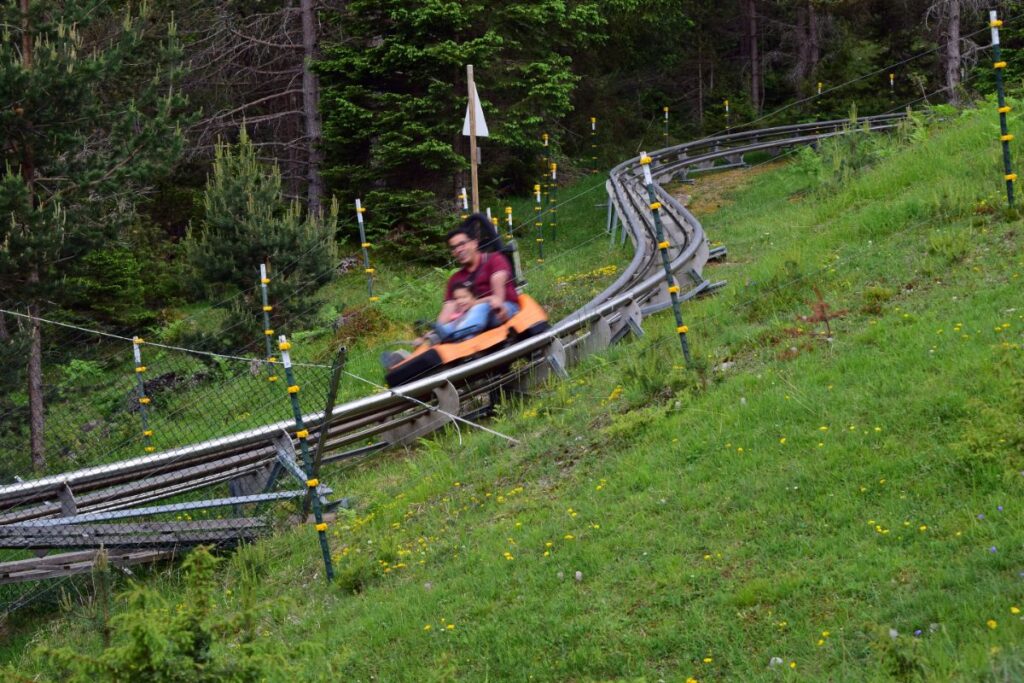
[6,106,1024,680]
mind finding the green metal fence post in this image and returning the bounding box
[132,337,156,453]
[504,206,513,242]
[639,152,692,365]
[259,263,280,384]
[590,117,598,173]
[991,11,1016,209]
[550,162,558,242]
[355,199,379,302]
[541,132,550,235]
[278,335,334,582]
[534,182,544,263]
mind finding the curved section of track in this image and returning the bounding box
[0,115,905,533]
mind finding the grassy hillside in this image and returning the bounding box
[5,105,1024,681]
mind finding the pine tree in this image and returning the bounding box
[0,1,188,472]
[317,0,604,260]
[183,129,338,345]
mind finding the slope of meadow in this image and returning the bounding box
[6,106,1024,681]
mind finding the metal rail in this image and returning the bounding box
[0,113,904,540]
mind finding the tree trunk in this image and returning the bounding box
[21,0,45,472]
[300,0,325,216]
[744,0,762,112]
[0,311,9,343]
[27,286,45,473]
[807,1,820,75]
[944,0,961,105]
[794,1,821,90]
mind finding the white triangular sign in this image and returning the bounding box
[462,82,489,137]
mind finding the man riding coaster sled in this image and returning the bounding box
[382,213,550,387]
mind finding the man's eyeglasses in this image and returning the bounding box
[449,240,471,252]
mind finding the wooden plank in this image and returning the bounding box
[0,531,261,550]
[0,518,268,536]
[0,549,175,584]
[0,516,269,551]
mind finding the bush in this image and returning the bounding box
[183,129,339,345]
[34,547,302,682]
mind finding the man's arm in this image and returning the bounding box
[487,268,510,322]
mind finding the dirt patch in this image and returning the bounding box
[667,161,786,216]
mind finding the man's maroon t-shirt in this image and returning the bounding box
[446,252,518,305]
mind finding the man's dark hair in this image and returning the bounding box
[452,213,503,252]
[447,223,477,243]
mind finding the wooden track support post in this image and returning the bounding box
[277,335,334,582]
[638,152,692,366]
[991,11,1016,209]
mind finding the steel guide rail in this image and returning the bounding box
[0,114,905,529]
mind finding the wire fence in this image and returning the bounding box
[0,306,341,611]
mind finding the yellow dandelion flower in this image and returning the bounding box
[987,619,998,630]
[564,534,575,540]
[423,624,432,631]
[790,661,797,669]
[703,657,713,663]
[779,437,787,444]
[1011,606,1021,615]
[919,525,927,532]
[446,624,455,630]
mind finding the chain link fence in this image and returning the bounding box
[0,302,342,614]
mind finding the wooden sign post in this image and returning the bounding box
[462,65,489,213]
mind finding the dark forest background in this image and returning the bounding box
[1,0,1022,470]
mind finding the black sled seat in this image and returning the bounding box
[385,294,549,387]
